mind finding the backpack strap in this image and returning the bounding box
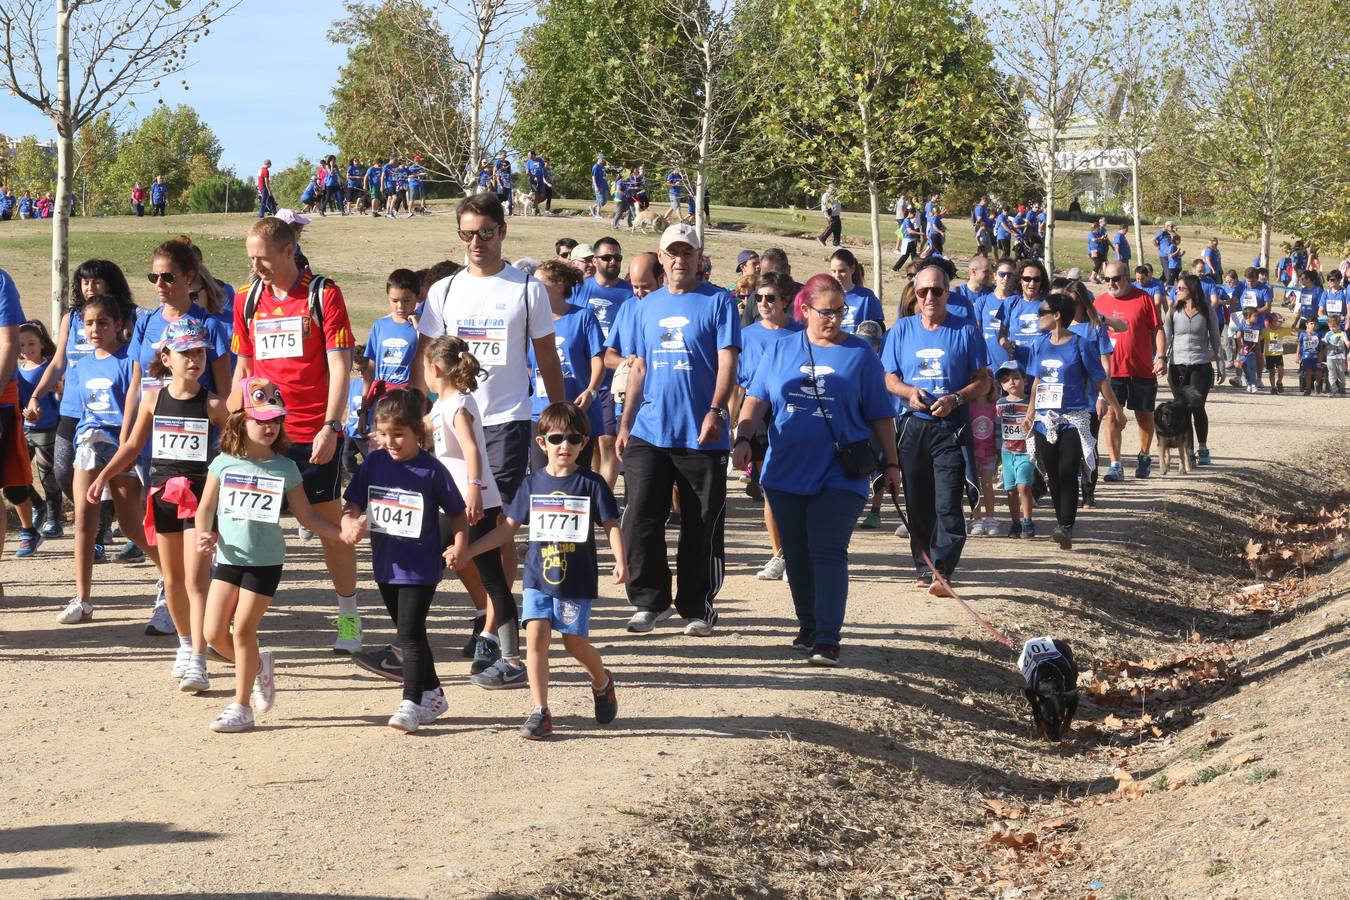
[242,272,328,339]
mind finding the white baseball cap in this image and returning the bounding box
[659,222,701,252]
[275,208,310,226]
[572,242,595,259]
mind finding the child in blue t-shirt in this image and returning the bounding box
[458,402,625,740]
[343,389,469,735]
[995,362,1035,538]
[342,360,367,481]
[1324,315,1348,395]
[16,320,60,553]
[362,269,421,391]
[1297,318,1324,395]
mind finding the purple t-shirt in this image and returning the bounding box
[344,448,466,585]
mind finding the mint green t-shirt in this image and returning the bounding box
[208,452,303,567]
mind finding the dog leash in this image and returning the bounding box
[881,478,1017,651]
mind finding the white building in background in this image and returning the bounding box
[1027,118,1137,213]
[3,137,58,156]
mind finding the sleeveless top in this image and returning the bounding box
[150,386,211,484]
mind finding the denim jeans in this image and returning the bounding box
[765,487,866,649]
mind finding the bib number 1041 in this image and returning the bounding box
[368,486,425,538]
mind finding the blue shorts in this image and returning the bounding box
[522,588,592,637]
[598,389,618,437]
[594,190,607,206]
[1001,448,1034,490]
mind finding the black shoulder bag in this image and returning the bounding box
[803,334,879,479]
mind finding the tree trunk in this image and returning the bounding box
[466,57,482,196]
[1130,151,1142,263]
[1260,218,1270,270]
[1044,122,1057,273]
[860,127,881,299]
[50,0,72,330]
[694,35,714,246]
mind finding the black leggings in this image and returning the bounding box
[470,506,517,638]
[1034,428,1083,528]
[378,582,440,703]
[1167,363,1214,445]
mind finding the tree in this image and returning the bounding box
[445,0,525,192]
[0,0,237,326]
[985,0,1114,272]
[9,136,57,197]
[72,111,121,216]
[753,0,1009,297]
[99,104,223,211]
[324,1,469,184]
[269,157,318,208]
[1173,0,1350,265]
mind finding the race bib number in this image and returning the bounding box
[432,418,449,458]
[1267,340,1284,355]
[1017,636,1062,684]
[1243,329,1261,343]
[368,486,424,538]
[1036,382,1064,410]
[1001,420,1025,442]
[1241,293,1257,309]
[254,316,305,360]
[1328,300,1344,315]
[458,322,508,366]
[220,472,283,523]
[152,416,208,461]
[529,494,590,543]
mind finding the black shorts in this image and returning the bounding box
[1110,377,1158,412]
[151,477,206,534]
[285,441,341,505]
[1265,356,1284,373]
[484,419,532,506]
[213,562,284,597]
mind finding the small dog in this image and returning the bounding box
[1020,637,1079,742]
[633,208,668,233]
[515,190,541,216]
[1154,386,1202,474]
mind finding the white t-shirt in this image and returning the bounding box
[428,391,502,509]
[418,264,555,427]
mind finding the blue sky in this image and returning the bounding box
[0,0,515,176]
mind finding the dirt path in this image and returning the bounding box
[0,216,1340,898]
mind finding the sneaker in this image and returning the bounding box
[745,479,764,502]
[469,636,502,675]
[592,670,618,724]
[519,706,553,740]
[115,540,145,563]
[297,525,314,541]
[56,597,92,624]
[353,644,404,682]
[178,660,209,693]
[1269,385,1277,395]
[210,703,255,733]
[1197,447,1212,465]
[469,657,529,690]
[462,616,486,658]
[252,650,276,713]
[928,579,954,599]
[1102,462,1125,482]
[333,613,363,655]
[1188,451,1198,469]
[388,700,421,734]
[808,645,841,667]
[92,543,106,563]
[146,582,175,636]
[894,523,909,538]
[791,627,814,652]
[418,688,448,724]
[683,613,717,637]
[15,528,41,558]
[1023,520,1037,539]
[1007,519,1024,538]
[756,554,786,580]
[967,517,985,536]
[1135,452,1152,479]
[860,510,881,530]
[171,645,192,678]
[625,608,675,634]
[40,517,63,538]
[1052,525,1074,550]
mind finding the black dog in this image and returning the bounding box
[1020,638,1079,742]
[1153,386,1203,475]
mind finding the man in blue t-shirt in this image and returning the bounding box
[617,224,739,637]
[1113,225,1131,264]
[589,154,609,219]
[150,176,169,216]
[880,261,990,590]
[612,172,638,230]
[573,236,634,488]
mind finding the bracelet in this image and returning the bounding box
[733,436,751,447]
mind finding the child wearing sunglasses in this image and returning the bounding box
[454,402,625,740]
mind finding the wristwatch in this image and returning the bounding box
[709,406,728,419]
[468,479,488,488]
[325,419,343,433]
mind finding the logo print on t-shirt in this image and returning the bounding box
[797,364,835,396]
[1040,359,1063,383]
[916,348,945,378]
[658,315,689,350]
[86,377,113,412]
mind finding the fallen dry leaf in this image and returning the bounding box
[1230,752,1259,767]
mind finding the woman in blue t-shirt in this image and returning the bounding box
[1021,292,1123,550]
[828,248,884,335]
[732,274,900,667]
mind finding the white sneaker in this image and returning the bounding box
[981,516,998,536]
[626,608,675,633]
[683,615,716,637]
[756,554,786,580]
[297,525,313,541]
[968,518,985,536]
[171,645,192,678]
[388,699,420,733]
[145,582,175,636]
[179,660,209,693]
[209,703,255,733]
[894,523,909,537]
[418,688,448,724]
[251,650,276,713]
[57,597,92,624]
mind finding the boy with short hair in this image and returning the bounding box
[995,362,1036,539]
[361,269,422,391]
[457,402,625,740]
[1298,318,1323,395]
[1325,315,1347,396]
[1260,313,1292,395]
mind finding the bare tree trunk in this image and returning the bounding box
[466,51,482,196]
[860,127,882,299]
[1131,151,1142,262]
[1260,218,1270,269]
[50,0,72,329]
[694,37,715,245]
[1043,121,1057,273]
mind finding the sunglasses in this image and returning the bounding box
[1038,307,1053,315]
[458,227,499,243]
[147,272,176,285]
[1105,275,1124,283]
[596,254,622,263]
[1021,276,1041,283]
[755,292,780,303]
[543,433,584,445]
[807,305,845,319]
[996,271,1014,278]
[915,287,944,298]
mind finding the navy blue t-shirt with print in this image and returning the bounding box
[344,449,466,585]
[505,467,621,602]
